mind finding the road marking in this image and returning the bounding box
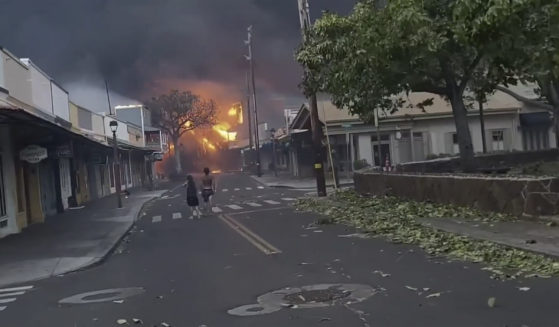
[264,200,281,205]
[0,292,25,297]
[246,202,262,207]
[257,186,265,189]
[0,285,33,313]
[222,189,229,192]
[152,216,162,223]
[246,187,253,190]
[281,198,297,201]
[219,214,281,255]
[229,207,289,216]
[0,286,33,293]
[234,188,241,191]
[212,207,223,213]
[172,212,182,220]
[227,204,243,210]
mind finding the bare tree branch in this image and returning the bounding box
[495,85,553,110]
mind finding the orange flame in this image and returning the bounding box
[212,123,237,142]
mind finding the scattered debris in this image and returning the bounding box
[299,262,314,265]
[405,286,418,292]
[373,270,391,278]
[487,297,496,308]
[117,319,128,325]
[525,239,538,244]
[338,233,369,239]
[113,300,124,304]
[320,317,332,322]
[425,292,441,299]
[313,230,324,233]
[517,287,531,292]
[156,295,164,300]
[547,221,557,227]
[300,234,309,237]
[161,323,171,327]
[132,318,143,324]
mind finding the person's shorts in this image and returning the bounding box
[202,189,214,202]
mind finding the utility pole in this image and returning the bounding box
[479,99,487,153]
[246,72,254,151]
[105,79,113,115]
[297,0,326,196]
[245,25,262,177]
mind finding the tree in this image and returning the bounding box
[148,90,216,174]
[496,2,559,146]
[297,0,550,170]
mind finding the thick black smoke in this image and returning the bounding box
[0,0,355,124]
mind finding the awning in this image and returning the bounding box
[520,112,552,126]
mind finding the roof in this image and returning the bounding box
[316,87,532,126]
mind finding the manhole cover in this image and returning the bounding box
[228,283,377,317]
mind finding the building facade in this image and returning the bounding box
[0,47,166,239]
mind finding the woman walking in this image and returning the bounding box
[185,175,201,219]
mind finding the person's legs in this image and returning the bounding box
[196,206,202,219]
[189,206,195,219]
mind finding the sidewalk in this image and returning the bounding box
[250,171,354,189]
[0,187,168,288]
[419,217,559,258]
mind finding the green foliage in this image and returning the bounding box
[296,191,559,278]
[297,0,557,165]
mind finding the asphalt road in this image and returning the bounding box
[3,172,559,327]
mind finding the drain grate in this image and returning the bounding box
[283,288,351,305]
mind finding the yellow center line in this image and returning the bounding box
[219,214,282,255]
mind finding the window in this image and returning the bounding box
[0,154,7,219]
[452,133,459,154]
[492,130,505,151]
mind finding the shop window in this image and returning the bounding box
[452,133,459,154]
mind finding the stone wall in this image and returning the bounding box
[354,171,559,217]
[398,149,559,173]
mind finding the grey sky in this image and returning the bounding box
[0,0,355,125]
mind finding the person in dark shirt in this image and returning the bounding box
[185,175,201,219]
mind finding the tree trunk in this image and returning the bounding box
[172,137,182,175]
[449,88,475,171]
[547,82,559,148]
[479,100,487,153]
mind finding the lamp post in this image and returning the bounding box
[270,128,278,177]
[110,120,122,208]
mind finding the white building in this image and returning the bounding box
[289,88,554,175]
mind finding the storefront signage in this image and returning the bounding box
[56,144,73,158]
[20,145,48,164]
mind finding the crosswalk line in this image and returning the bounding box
[0,298,16,304]
[212,207,223,213]
[222,189,229,192]
[264,200,281,205]
[0,286,33,293]
[226,204,243,210]
[245,187,253,190]
[281,198,297,201]
[246,202,262,207]
[0,292,24,297]
[152,216,162,223]
[172,212,182,220]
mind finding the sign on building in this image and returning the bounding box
[19,145,48,164]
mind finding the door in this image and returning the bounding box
[373,144,391,166]
[38,160,58,217]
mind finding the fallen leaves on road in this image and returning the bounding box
[296,191,559,279]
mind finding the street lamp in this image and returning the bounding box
[270,128,278,177]
[110,120,123,208]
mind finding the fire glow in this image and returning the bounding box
[213,123,237,142]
